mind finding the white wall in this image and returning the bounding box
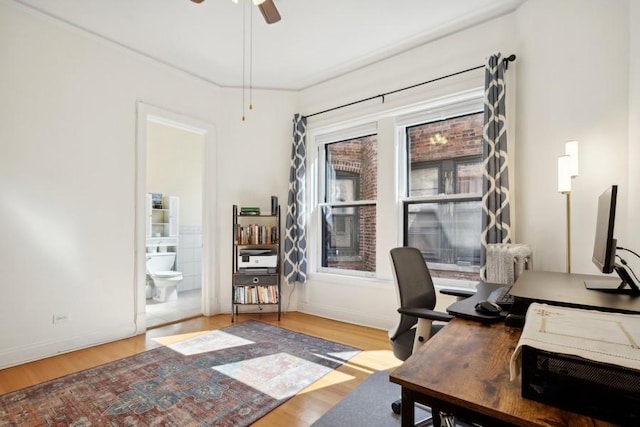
[216,87,298,315]
[296,0,634,330]
[0,1,219,367]
[0,1,296,368]
[1,0,636,367]
[514,0,630,274]
[297,13,516,329]
[146,121,204,227]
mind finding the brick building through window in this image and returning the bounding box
[405,112,483,281]
[323,135,377,272]
[319,111,483,278]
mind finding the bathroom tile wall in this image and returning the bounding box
[177,225,202,292]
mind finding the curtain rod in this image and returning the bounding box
[303,54,516,119]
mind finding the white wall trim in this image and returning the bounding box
[0,322,136,369]
[297,303,394,331]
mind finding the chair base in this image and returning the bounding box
[392,397,402,414]
[392,398,434,426]
[391,398,469,427]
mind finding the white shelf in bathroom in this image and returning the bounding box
[147,237,178,245]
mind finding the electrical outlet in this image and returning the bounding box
[52,314,69,325]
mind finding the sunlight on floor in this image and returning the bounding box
[300,350,401,394]
[154,329,400,374]
[149,324,401,400]
[167,331,254,356]
[346,350,403,372]
[152,331,212,346]
[214,352,333,400]
[300,369,356,394]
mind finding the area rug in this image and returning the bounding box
[0,320,359,427]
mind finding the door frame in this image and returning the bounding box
[134,102,218,333]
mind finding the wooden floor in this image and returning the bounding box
[0,312,401,426]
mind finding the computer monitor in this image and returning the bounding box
[592,185,617,274]
[585,185,640,294]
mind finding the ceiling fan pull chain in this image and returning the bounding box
[190,0,278,120]
[249,1,254,111]
[241,0,246,121]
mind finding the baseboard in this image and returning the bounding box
[297,302,394,331]
[0,322,138,370]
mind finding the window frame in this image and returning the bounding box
[313,124,378,278]
[306,87,485,285]
[399,107,484,278]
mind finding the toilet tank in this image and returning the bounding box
[146,252,176,273]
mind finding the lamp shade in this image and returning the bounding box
[565,140,579,177]
[558,155,572,193]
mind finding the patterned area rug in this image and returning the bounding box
[0,320,359,426]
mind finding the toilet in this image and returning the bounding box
[146,252,183,302]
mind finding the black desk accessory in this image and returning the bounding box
[585,264,640,294]
[446,281,508,323]
[475,300,502,315]
[509,270,640,316]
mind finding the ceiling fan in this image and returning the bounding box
[190,0,281,24]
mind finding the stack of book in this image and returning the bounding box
[234,285,279,304]
[240,207,260,216]
[235,224,279,245]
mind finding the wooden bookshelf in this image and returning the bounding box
[231,204,281,322]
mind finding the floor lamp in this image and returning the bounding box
[557,140,579,273]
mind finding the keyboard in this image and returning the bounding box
[488,285,515,308]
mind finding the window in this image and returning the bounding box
[309,88,484,282]
[403,112,483,281]
[320,134,377,273]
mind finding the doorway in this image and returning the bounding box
[135,103,217,332]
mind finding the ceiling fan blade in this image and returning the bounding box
[258,0,281,24]
[190,0,281,24]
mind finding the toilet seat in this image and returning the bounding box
[152,270,182,279]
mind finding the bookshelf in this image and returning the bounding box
[232,204,281,322]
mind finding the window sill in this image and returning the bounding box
[433,276,478,291]
[326,255,363,262]
[308,270,384,285]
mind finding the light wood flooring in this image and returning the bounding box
[0,312,401,426]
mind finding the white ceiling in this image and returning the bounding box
[13,0,526,90]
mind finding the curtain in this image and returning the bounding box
[283,114,308,284]
[480,53,511,280]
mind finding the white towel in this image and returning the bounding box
[510,303,640,381]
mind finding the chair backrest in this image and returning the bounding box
[389,247,437,342]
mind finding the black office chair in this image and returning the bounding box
[388,247,474,426]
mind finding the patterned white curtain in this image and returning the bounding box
[283,114,308,284]
[480,53,511,280]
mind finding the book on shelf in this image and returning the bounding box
[235,224,279,245]
[239,207,260,216]
[234,285,279,304]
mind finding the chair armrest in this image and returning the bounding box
[439,288,475,298]
[398,307,454,322]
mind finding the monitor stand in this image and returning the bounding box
[584,264,640,295]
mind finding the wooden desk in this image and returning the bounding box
[389,318,616,427]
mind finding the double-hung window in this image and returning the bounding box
[318,130,378,274]
[402,110,483,281]
[311,88,484,281]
